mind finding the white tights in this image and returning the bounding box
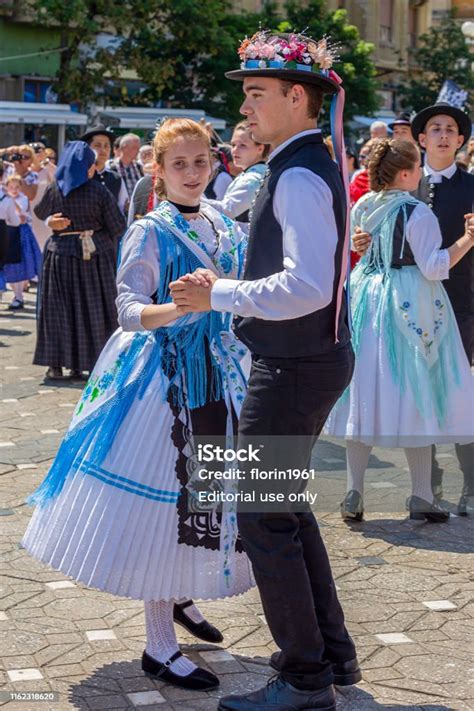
[346,441,433,502]
[144,599,203,676]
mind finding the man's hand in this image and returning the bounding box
[352,226,371,256]
[169,269,218,314]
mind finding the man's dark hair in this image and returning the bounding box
[279,81,324,120]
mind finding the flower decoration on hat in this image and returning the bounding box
[237,30,338,73]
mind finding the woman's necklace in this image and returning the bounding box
[196,212,221,257]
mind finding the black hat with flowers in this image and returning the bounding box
[225,30,340,94]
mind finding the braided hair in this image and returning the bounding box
[368,138,419,192]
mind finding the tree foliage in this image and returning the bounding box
[27,0,130,106]
[396,11,473,113]
[28,0,380,123]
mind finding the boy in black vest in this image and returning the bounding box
[412,103,473,515]
[170,31,359,711]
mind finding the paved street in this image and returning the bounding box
[1,291,473,711]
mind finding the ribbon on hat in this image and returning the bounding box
[329,69,352,341]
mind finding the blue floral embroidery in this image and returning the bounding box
[76,347,128,415]
[399,301,435,355]
[219,253,234,274]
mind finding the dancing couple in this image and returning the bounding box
[24,31,359,710]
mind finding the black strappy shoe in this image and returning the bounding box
[141,650,219,690]
[173,599,224,643]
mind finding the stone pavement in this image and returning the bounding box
[0,291,473,711]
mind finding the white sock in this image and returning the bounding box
[346,441,372,496]
[176,599,205,624]
[11,282,24,301]
[144,600,197,677]
[405,446,433,502]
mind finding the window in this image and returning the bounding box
[408,6,418,49]
[24,80,53,103]
[379,0,393,44]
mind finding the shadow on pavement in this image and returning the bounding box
[68,656,456,710]
[346,514,474,554]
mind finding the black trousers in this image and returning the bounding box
[237,343,356,690]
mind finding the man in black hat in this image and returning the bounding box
[80,124,127,212]
[388,112,415,143]
[170,30,359,711]
[411,102,474,515]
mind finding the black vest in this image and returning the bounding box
[205,166,228,200]
[93,169,122,201]
[391,203,417,268]
[234,133,350,357]
[415,169,474,316]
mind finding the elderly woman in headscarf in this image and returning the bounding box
[33,141,126,380]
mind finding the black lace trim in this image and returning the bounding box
[167,383,243,553]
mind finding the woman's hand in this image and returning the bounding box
[48,213,71,231]
[178,268,216,287]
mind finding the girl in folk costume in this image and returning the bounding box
[207,121,268,228]
[3,174,42,310]
[326,139,473,522]
[22,119,253,691]
[33,141,126,380]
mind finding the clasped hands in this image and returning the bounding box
[169,269,218,315]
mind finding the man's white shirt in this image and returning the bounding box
[210,129,338,321]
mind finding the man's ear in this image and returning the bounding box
[291,83,306,108]
[418,132,426,149]
[456,135,464,150]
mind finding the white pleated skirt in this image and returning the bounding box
[326,274,474,448]
[22,376,254,601]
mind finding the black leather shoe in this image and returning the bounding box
[141,650,219,690]
[408,495,449,523]
[218,674,336,710]
[340,490,364,521]
[270,652,361,686]
[173,600,224,643]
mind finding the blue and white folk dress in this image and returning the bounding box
[326,190,473,448]
[22,201,254,601]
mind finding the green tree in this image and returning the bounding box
[283,1,380,124]
[28,0,380,125]
[158,0,380,124]
[27,0,130,108]
[396,12,473,113]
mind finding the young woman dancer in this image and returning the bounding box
[327,138,473,522]
[207,121,268,228]
[22,119,253,690]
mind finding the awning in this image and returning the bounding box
[101,106,226,131]
[351,115,396,128]
[0,102,88,125]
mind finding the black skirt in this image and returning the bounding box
[33,248,118,372]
